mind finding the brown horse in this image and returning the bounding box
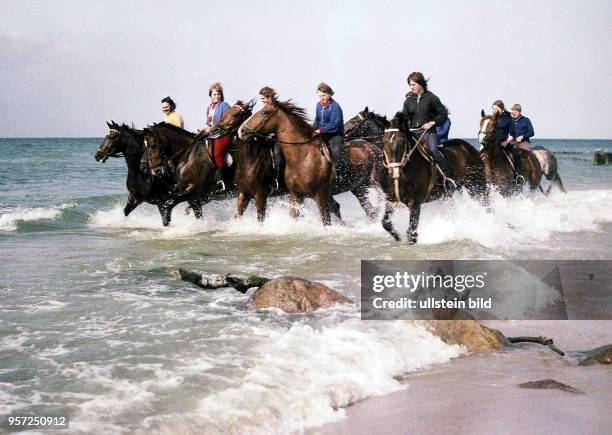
[141,123,219,225]
[381,112,488,244]
[211,100,349,222]
[478,110,542,196]
[210,100,277,221]
[238,100,334,224]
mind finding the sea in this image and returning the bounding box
[1,137,611,433]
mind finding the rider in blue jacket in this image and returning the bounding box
[313,82,346,182]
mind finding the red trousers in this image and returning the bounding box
[213,136,232,167]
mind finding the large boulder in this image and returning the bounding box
[413,320,506,352]
[250,276,352,313]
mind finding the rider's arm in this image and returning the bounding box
[523,118,534,139]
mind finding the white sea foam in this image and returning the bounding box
[88,189,612,248]
[0,203,74,231]
[137,320,463,434]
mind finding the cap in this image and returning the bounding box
[511,104,522,111]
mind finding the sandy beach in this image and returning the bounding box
[314,320,611,435]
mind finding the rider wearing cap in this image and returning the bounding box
[510,103,534,149]
[401,72,454,184]
[312,82,346,183]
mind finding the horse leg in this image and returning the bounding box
[237,192,251,217]
[406,201,421,245]
[190,199,203,219]
[255,191,268,222]
[315,191,332,226]
[124,194,141,216]
[352,186,377,221]
[158,200,176,227]
[329,197,343,222]
[289,193,303,220]
[381,201,401,241]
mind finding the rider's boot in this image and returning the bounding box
[511,146,526,185]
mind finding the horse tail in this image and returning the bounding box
[552,172,567,193]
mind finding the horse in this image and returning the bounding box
[478,110,543,196]
[344,106,387,147]
[237,100,334,224]
[94,122,203,224]
[531,146,566,194]
[211,100,345,221]
[141,122,232,224]
[380,112,488,244]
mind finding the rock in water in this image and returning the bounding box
[250,277,352,313]
[413,320,506,352]
[519,379,583,394]
[576,343,612,366]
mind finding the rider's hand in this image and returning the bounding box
[423,121,435,130]
[507,136,514,143]
[312,129,321,137]
[516,135,523,143]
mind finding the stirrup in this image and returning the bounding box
[444,177,457,190]
[515,174,526,185]
[216,179,226,192]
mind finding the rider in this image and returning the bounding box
[510,103,535,149]
[199,82,232,189]
[161,96,184,128]
[436,105,451,143]
[492,100,523,182]
[258,86,284,187]
[401,72,454,185]
[312,82,346,183]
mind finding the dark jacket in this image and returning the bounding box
[436,118,451,142]
[495,112,515,142]
[512,116,534,141]
[313,99,344,137]
[401,91,448,129]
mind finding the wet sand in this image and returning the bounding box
[313,321,612,435]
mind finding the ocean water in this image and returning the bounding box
[1,137,612,433]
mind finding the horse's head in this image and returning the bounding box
[95,122,125,162]
[238,103,279,140]
[383,112,411,179]
[142,128,166,177]
[345,106,387,142]
[478,109,499,148]
[210,99,255,138]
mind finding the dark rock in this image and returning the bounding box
[519,379,584,394]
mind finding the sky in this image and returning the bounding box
[1,0,611,139]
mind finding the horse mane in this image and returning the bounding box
[150,122,195,139]
[275,100,313,136]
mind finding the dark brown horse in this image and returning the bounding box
[478,110,542,196]
[344,106,387,147]
[381,112,488,244]
[94,122,203,224]
[140,123,223,224]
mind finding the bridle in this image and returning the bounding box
[382,127,430,202]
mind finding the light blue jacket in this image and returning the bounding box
[206,101,231,127]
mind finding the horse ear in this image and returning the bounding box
[107,121,112,128]
[481,109,486,118]
[364,106,369,114]
[248,98,257,109]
